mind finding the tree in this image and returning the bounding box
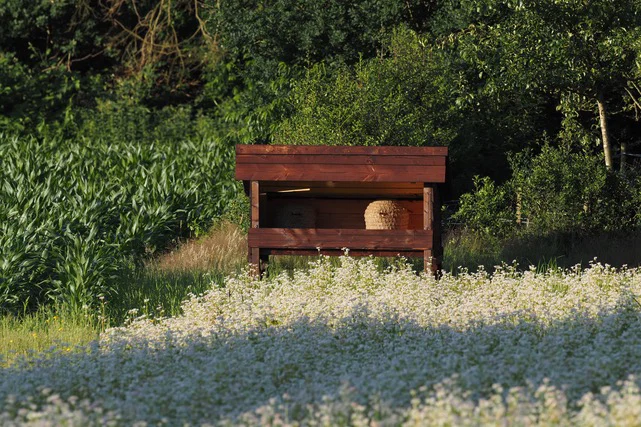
[274,27,547,194]
[440,0,641,170]
[202,0,439,144]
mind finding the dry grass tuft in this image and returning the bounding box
[151,222,247,274]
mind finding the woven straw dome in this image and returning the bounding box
[274,203,316,228]
[364,200,409,230]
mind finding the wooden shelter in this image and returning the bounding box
[235,145,448,275]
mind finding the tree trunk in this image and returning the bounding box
[597,93,613,171]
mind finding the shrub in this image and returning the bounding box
[511,145,641,233]
[453,144,641,238]
[451,176,516,237]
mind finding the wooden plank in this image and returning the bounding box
[249,247,260,277]
[266,188,424,198]
[235,164,446,183]
[248,228,433,251]
[432,185,443,260]
[423,185,442,275]
[249,181,261,277]
[263,249,424,257]
[261,181,423,189]
[424,186,434,230]
[423,249,432,273]
[237,154,446,166]
[251,181,260,229]
[236,144,448,156]
[423,185,433,274]
[260,181,424,197]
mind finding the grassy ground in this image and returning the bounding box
[3,224,641,366]
[0,222,246,366]
[445,228,641,272]
[0,309,101,367]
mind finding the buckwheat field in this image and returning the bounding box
[3,257,641,426]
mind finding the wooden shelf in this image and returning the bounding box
[248,228,433,251]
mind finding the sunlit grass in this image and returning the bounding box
[0,308,101,367]
[152,221,247,274]
[1,223,247,364]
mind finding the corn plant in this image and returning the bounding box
[0,133,238,314]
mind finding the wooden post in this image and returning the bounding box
[249,181,260,277]
[432,186,442,275]
[423,184,442,276]
[423,185,433,275]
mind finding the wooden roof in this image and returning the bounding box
[235,145,448,183]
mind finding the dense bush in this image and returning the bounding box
[274,27,546,193]
[451,176,516,237]
[454,145,641,237]
[203,0,440,144]
[0,133,238,314]
[512,145,641,233]
[274,29,458,148]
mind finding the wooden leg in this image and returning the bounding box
[249,180,261,278]
[423,249,432,275]
[250,247,260,278]
[424,184,442,278]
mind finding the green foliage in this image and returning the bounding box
[455,145,641,238]
[438,0,641,166]
[275,49,458,147]
[203,0,439,145]
[454,143,641,237]
[210,0,436,70]
[275,28,463,148]
[452,176,515,237]
[0,133,238,314]
[510,145,641,233]
[0,52,81,134]
[217,192,251,233]
[275,27,545,193]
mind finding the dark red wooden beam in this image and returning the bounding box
[248,228,433,251]
[236,164,446,183]
[236,145,448,156]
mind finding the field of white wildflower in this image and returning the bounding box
[2,256,641,425]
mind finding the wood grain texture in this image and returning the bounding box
[262,181,423,189]
[249,247,260,277]
[248,228,433,250]
[236,163,446,183]
[261,249,424,257]
[251,181,260,229]
[237,154,446,166]
[236,144,448,156]
[423,186,434,230]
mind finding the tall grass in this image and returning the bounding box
[152,222,247,273]
[0,308,102,367]
[0,222,247,364]
[444,227,641,272]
